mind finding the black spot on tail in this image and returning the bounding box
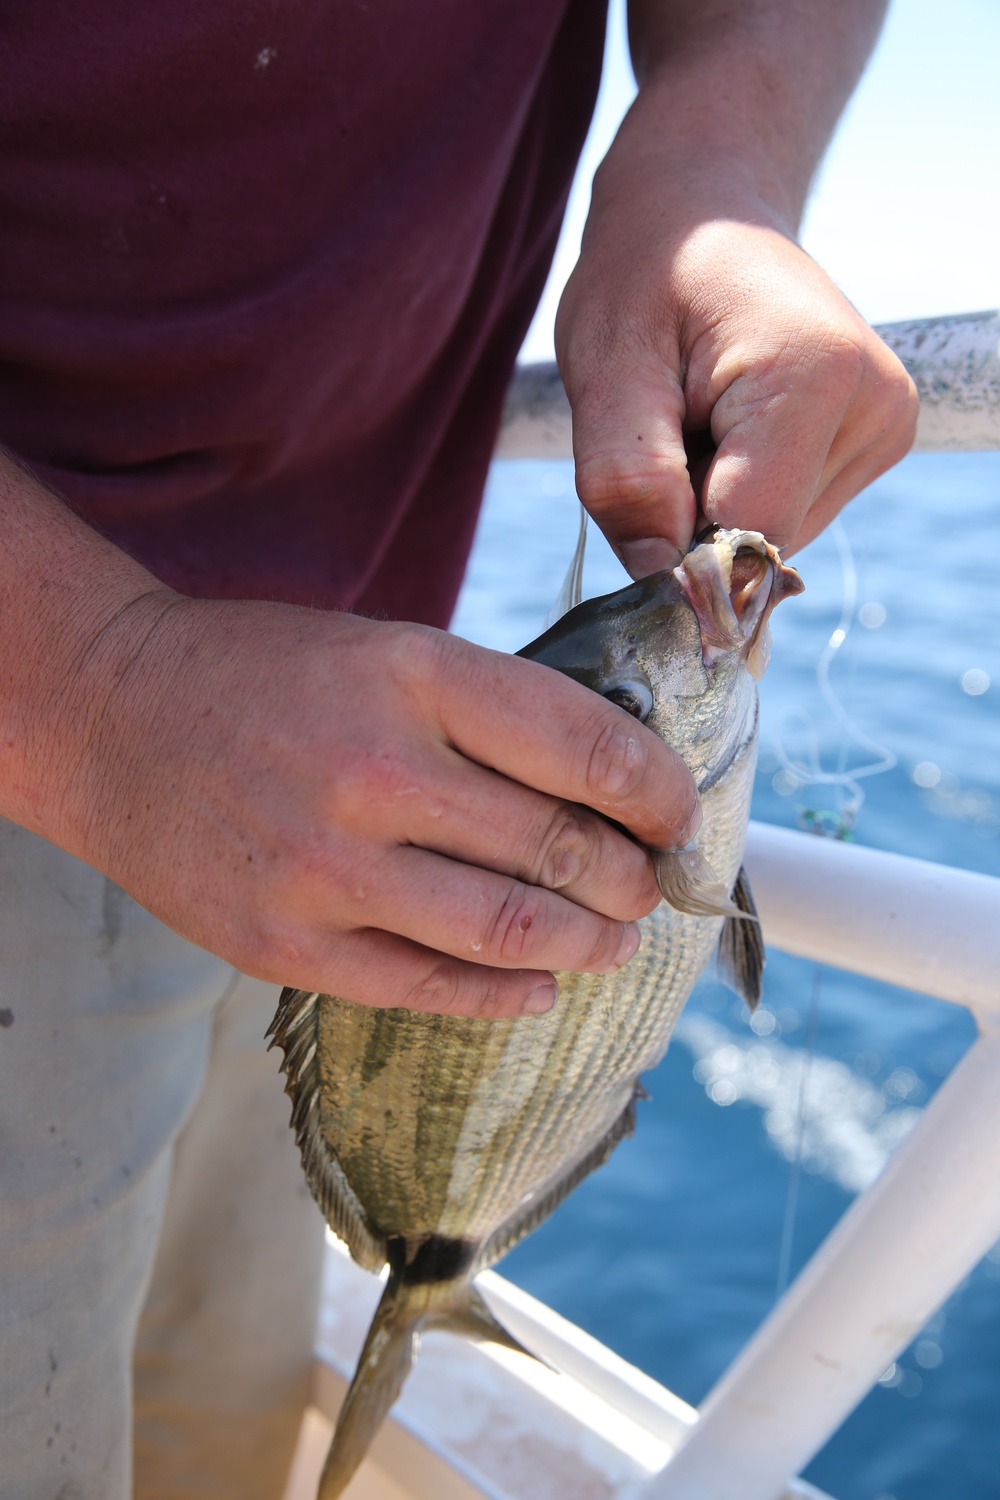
[387,1235,478,1286]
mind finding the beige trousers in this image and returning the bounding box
[0,819,326,1500]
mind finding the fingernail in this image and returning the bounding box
[620,538,683,580]
[522,981,559,1016]
[615,924,641,967]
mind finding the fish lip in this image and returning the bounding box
[672,527,803,674]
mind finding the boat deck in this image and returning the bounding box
[282,1234,832,1500]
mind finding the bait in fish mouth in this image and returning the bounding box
[267,526,803,1498]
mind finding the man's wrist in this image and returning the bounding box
[594,67,814,238]
[0,450,179,856]
[619,0,889,233]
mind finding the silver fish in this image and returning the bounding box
[267,526,802,1498]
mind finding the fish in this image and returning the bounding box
[267,525,803,1499]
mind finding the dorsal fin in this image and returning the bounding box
[267,988,386,1271]
[548,502,588,623]
[715,866,765,1010]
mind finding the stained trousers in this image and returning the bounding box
[0,818,326,1499]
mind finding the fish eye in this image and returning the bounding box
[603,679,654,721]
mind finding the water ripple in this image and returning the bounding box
[676,1013,923,1195]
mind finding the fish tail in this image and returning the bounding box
[317,1249,534,1499]
[317,1272,420,1499]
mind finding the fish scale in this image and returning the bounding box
[267,526,803,1498]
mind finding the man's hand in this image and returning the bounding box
[68,605,699,1018]
[556,0,918,569]
[0,460,699,1020]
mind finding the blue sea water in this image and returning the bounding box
[451,452,1000,1500]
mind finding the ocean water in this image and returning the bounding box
[450,452,1000,1500]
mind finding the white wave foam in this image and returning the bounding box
[675,1013,922,1195]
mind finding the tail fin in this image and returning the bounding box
[317,1273,535,1498]
[317,1275,417,1499]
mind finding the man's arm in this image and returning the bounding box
[557,0,918,569]
[0,452,700,1018]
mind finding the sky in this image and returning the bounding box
[520,0,1000,362]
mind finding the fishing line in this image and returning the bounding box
[772,516,896,840]
[772,508,894,1294]
[775,964,823,1300]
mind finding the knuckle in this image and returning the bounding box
[328,740,418,827]
[482,882,548,964]
[383,619,449,684]
[630,867,664,920]
[385,620,472,709]
[574,456,684,519]
[585,715,649,806]
[272,827,356,906]
[535,806,601,890]
[879,369,920,447]
[536,805,660,920]
[403,960,467,1016]
[583,918,626,972]
[387,621,510,736]
[848,361,919,471]
[819,330,919,448]
[403,960,507,1020]
[664,774,701,842]
[241,915,311,984]
[818,329,869,393]
[466,978,510,1020]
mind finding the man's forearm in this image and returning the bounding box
[622,0,889,229]
[0,452,174,850]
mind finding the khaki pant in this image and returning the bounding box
[0,819,326,1499]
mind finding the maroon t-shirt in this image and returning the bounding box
[0,1,605,627]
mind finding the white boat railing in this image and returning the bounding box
[289,311,1000,1500]
[641,827,1000,1500]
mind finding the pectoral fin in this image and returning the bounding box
[652,845,746,918]
[715,866,765,1011]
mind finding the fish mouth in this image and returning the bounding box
[674,526,804,680]
[518,527,802,704]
